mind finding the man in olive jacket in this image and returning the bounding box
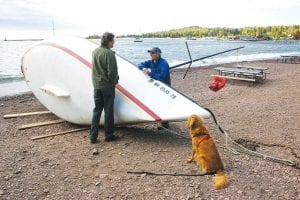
[90,32,119,143]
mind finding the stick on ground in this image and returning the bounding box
[31,128,89,140]
[18,119,65,130]
[3,111,52,119]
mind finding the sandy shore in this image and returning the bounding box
[0,60,299,199]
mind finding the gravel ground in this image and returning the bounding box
[0,60,299,199]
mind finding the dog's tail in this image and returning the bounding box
[213,170,229,190]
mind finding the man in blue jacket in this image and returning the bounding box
[138,47,171,128]
[138,47,171,85]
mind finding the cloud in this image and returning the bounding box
[0,0,83,30]
[0,0,300,38]
[0,0,52,29]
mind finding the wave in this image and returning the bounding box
[0,75,24,83]
[171,51,300,68]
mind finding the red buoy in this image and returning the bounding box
[209,76,227,92]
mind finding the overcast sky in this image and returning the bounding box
[1,0,300,39]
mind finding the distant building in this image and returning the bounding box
[228,35,239,40]
[239,35,259,41]
[292,31,300,39]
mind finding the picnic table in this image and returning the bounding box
[213,65,269,85]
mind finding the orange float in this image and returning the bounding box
[209,76,227,92]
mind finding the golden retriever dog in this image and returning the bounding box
[187,114,228,190]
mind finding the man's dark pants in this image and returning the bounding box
[90,86,115,142]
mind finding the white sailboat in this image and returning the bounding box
[134,37,143,42]
[133,27,143,42]
[21,36,211,125]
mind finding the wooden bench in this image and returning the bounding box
[212,75,255,82]
[211,75,256,86]
[236,65,269,71]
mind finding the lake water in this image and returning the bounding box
[0,38,299,97]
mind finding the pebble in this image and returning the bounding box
[0,190,4,195]
[15,170,22,174]
[17,157,25,162]
[95,182,100,186]
[99,174,108,179]
[92,149,99,155]
[43,189,49,193]
[165,190,170,197]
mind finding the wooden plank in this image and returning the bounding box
[4,111,52,119]
[236,65,269,70]
[224,77,256,82]
[31,127,89,140]
[18,119,65,130]
[211,75,256,82]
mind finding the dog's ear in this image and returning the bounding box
[191,118,199,129]
[187,115,198,129]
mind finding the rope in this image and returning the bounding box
[127,171,216,177]
[202,108,300,169]
[228,134,299,168]
[204,107,224,133]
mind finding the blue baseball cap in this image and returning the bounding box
[147,47,162,54]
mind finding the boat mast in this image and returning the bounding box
[52,18,55,36]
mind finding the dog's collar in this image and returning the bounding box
[193,132,210,144]
[193,131,207,138]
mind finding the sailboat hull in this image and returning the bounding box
[21,36,210,125]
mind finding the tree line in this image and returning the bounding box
[131,25,300,40]
[86,25,300,40]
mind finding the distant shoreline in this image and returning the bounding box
[3,38,43,42]
[116,37,300,42]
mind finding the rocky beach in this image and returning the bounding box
[0,60,299,199]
